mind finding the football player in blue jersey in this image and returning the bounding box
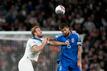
[55,23,82,71]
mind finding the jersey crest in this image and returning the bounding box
[71,38,75,43]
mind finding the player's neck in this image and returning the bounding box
[68,32,71,37]
[65,32,71,37]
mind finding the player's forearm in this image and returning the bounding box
[78,46,82,62]
[49,41,67,46]
[32,43,46,52]
[78,45,82,70]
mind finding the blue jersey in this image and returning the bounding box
[56,32,81,67]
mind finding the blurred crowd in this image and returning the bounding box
[0,0,107,31]
[0,0,107,71]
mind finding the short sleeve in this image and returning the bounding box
[54,35,62,42]
[77,34,82,46]
[72,31,82,45]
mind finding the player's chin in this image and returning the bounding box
[64,34,69,36]
[39,35,43,38]
[64,34,68,36]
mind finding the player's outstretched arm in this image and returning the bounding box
[48,40,69,46]
[32,38,48,52]
[47,36,69,46]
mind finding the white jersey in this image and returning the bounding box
[22,37,43,62]
[18,37,44,71]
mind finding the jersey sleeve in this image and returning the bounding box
[72,31,82,46]
[77,34,82,46]
[54,35,62,42]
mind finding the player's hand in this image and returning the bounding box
[77,60,82,71]
[42,37,49,45]
[65,40,70,46]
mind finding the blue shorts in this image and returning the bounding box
[57,60,81,71]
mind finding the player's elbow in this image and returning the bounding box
[32,47,38,52]
[32,46,42,52]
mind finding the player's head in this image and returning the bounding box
[59,23,71,36]
[31,25,43,38]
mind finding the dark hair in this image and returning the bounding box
[59,23,70,30]
[31,25,40,36]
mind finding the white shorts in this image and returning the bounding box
[18,57,34,71]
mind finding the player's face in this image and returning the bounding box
[34,27,43,38]
[61,27,70,36]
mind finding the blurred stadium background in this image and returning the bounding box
[0,0,107,71]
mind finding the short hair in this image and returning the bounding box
[59,23,70,30]
[31,25,40,36]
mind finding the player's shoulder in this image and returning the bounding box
[27,38,34,43]
[55,34,63,38]
[71,30,79,37]
[27,38,42,45]
[27,38,38,43]
[28,38,34,41]
[72,30,79,35]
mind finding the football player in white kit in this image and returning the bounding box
[18,26,68,71]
